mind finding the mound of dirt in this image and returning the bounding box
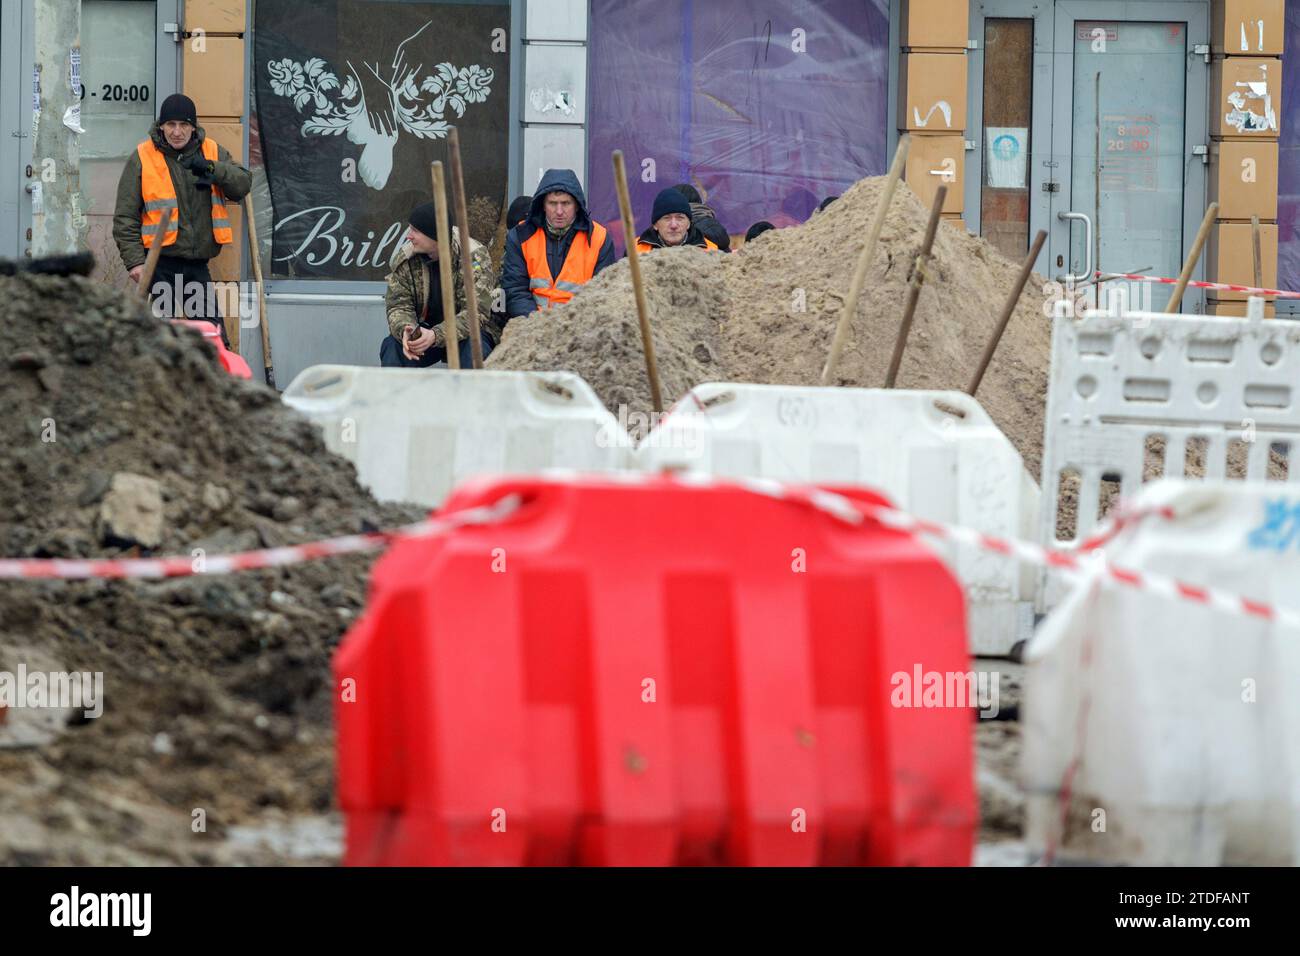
[488,246,730,423]
[0,273,421,864]
[487,177,1054,471]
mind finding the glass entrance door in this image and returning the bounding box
[967,0,1209,312]
[1050,2,1209,310]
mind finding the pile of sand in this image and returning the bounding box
[488,177,1054,472]
[490,246,731,419]
[0,273,421,863]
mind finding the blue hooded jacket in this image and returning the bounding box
[500,168,617,319]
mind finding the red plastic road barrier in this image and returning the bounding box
[335,474,975,866]
[170,320,253,379]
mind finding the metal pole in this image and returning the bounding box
[31,0,86,256]
[1094,71,1101,298]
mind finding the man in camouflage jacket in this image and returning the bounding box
[381,202,498,368]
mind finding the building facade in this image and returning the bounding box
[1,0,1296,384]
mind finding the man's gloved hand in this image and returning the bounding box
[185,153,215,190]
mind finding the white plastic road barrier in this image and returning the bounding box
[1024,480,1300,866]
[282,366,632,508]
[1040,297,1299,548]
[1038,298,1300,610]
[636,383,1040,656]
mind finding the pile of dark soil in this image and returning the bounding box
[0,273,421,864]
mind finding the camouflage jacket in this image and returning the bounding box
[384,228,499,346]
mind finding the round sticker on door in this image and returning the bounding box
[987,128,1028,188]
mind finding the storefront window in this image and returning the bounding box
[586,0,889,244]
[251,0,511,280]
[81,0,157,162]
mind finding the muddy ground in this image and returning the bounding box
[0,271,422,864]
[0,258,1030,865]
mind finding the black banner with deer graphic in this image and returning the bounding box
[253,0,510,280]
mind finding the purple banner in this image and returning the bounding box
[587,0,890,248]
[1281,1,1300,296]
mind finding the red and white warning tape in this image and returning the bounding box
[849,495,1297,629]
[1096,270,1300,300]
[1067,502,1176,553]
[0,496,523,581]
[719,474,1300,630]
[0,473,1295,629]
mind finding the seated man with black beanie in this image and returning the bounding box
[635,188,719,254]
[112,93,251,342]
[380,202,497,368]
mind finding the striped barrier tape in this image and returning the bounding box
[0,472,1295,629]
[1095,270,1300,300]
[1065,502,1177,553]
[0,495,524,580]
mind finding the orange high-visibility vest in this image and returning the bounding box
[636,236,718,254]
[521,222,607,309]
[137,137,233,248]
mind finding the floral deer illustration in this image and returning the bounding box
[267,20,494,190]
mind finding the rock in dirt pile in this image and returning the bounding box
[0,273,422,864]
[488,177,1055,473]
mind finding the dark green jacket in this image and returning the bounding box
[112,122,252,270]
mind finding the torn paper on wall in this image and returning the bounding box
[63,105,85,134]
[1225,80,1277,133]
[529,87,575,116]
[1239,20,1265,53]
[913,100,954,128]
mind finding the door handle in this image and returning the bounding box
[1057,211,1093,284]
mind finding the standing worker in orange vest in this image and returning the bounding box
[112,94,251,340]
[500,169,615,321]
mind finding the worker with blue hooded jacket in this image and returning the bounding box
[500,169,616,320]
